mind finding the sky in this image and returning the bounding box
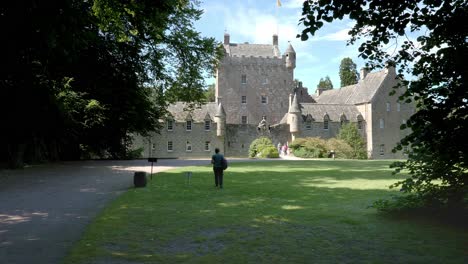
[194,0,369,94]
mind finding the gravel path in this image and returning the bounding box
[0,159,217,264]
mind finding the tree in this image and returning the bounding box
[204,84,216,102]
[338,123,367,159]
[339,57,358,87]
[317,76,334,90]
[298,0,468,209]
[0,0,221,167]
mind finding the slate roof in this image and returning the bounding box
[314,70,387,105]
[278,104,362,124]
[300,104,362,122]
[166,102,218,122]
[226,43,280,57]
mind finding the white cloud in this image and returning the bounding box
[281,0,304,9]
[314,28,351,41]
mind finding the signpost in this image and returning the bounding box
[148,158,157,180]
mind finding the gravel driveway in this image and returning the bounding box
[0,159,216,264]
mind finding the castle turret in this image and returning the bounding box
[285,43,296,70]
[288,93,301,141]
[215,103,226,137]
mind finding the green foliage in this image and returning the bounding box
[0,0,222,167]
[203,83,216,102]
[325,138,354,159]
[248,137,277,158]
[298,0,468,210]
[338,123,367,159]
[317,75,333,90]
[259,146,280,158]
[290,137,327,158]
[339,57,358,87]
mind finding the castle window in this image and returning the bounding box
[167,119,173,131]
[186,141,192,152]
[397,103,401,112]
[186,120,192,131]
[204,120,211,131]
[205,141,210,151]
[241,116,247,124]
[306,121,312,130]
[402,119,406,124]
[167,141,173,152]
[324,120,329,130]
[380,118,385,129]
[241,74,247,84]
[386,102,391,112]
[261,95,267,104]
[262,78,268,85]
[379,144,385,156]
[241,96,246,104]
[151,143,156,150]
[358,120,363,130]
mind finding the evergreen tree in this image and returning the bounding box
[339,57,358,87]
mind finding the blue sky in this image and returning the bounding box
[194,0,369,94]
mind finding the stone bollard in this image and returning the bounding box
[134,171,147,188]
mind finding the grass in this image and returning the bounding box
[64,160,467,264]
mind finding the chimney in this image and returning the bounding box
[224,33,230,45]
[360,67,369,80]
[273,34,278,46]
[316,87,325,96]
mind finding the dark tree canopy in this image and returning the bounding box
[339,57,358,87]
[0,0,221,167]
[298,0,468,209]
[317,76,334,90]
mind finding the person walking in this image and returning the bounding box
[211,148,224,189]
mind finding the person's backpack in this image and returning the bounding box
[221,157,228,170]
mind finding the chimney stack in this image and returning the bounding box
[224,33,230,45]
[273,34,278,46]
[360,67,369,80]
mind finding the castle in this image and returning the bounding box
[133,33,413,159]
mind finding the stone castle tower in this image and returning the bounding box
[215,33,296,125]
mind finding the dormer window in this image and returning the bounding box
[204,120,211,131]
[261,95,267,104]
[386,102,391,112]
[323,114,330,130]
[186,120,192,131]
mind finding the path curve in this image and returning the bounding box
[0,158,281,264]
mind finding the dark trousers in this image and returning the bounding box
[213,167,223,187]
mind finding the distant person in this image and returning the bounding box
[211,148,224,189]
[282,144,287,156]
[277,143,282,155]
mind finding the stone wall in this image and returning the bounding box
[216,55,294,126]
[132,121,223,159]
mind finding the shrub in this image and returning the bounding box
[290,137,327,158]
[259,146,280,158]
[249,137,277,158]
[326,138,354,159]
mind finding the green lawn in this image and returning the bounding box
[65,160,467,264]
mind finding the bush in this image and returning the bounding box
[249,137,277,158]
[259,146,280,158]
[290,137,327,158]
[326,138,354,159]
